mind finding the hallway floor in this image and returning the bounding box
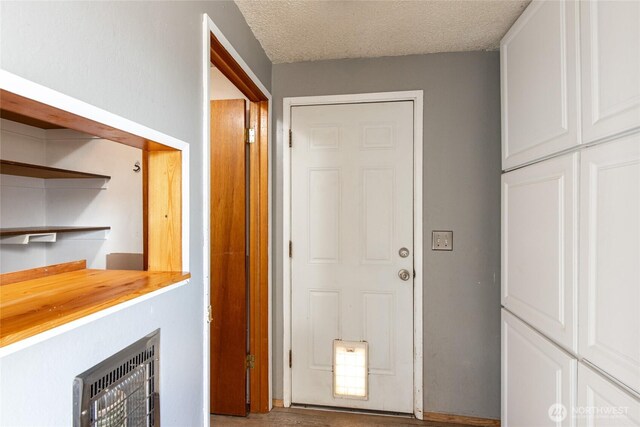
[211,407,480,426]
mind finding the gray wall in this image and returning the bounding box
[1,1,502,419]
[272,53,502,419]
[0,1,269,424]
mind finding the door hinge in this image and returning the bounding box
[289,240,292,258]
[245,128,256,144]
[288,129,292,148]
[289,350,292,368]
[206,305,213,323]
[245,354,255,370]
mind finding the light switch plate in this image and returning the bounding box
[432,231,453,251]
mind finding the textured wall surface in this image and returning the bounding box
[271,52,502,419]
[0,1,269,425]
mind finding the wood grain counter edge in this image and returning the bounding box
[0,269,190,351]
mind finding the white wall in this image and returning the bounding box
[45,128,143,269]
[0,120,48,271]
[0,283,195,425]
[0,119,142,273]
[210,66,249,102]
[0,1,272,425]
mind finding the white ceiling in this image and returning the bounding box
[235,0,530,64]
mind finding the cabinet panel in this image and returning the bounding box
[502,309,577,427]
[581,0,640,143]
[577,363,640,426]
[502,153,578,351]
[579,135,640,394]
[501,0,580,169]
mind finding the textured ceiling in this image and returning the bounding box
[235,0,530,64]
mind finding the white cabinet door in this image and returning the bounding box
[501,0,580,169]
[580,0,640,144]
[577,363,640,426]
[579,134,640,394]
[502,309,577,427]
[502,153,578,352]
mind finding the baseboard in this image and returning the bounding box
[272,399,284,408]
[424,412,500,427]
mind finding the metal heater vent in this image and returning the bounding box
[74,330,160,427]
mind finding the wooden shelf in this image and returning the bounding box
[0,266,190,347]
[0,226,111,237]
[0,109,64,129]
[0,159,111,180]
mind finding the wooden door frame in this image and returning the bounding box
[201,15,272,422]
[282,91,424,419]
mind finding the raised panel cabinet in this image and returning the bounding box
[579,134,640,394]
[577,363,640,427]
[502,153,578,352]
[501,0,580,169]
[502,309,577,427]
[580,0,640,143]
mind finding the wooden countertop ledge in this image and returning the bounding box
[0,262,190,348]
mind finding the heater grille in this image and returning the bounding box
[74,330,160,427]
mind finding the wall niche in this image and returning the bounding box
[0,87,188,349]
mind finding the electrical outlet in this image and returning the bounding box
[432,231,453,251]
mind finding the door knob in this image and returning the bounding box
[398,269,411,281]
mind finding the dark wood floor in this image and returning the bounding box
[211,407,473,426]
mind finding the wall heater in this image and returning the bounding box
[73,330,160,427]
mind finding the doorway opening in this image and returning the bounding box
[206,27,270,416]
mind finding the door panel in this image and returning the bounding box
[362,168,394,263]
[502,309,577,427]
[580,0,640,143]
[210,99,247,416]
[502,153,578,352]
[210,252,247,415]
[577,363,640,427]
[579,135,640,394]
[291,101,414,413]
[500,0,580,169]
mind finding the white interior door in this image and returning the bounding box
[290,101,414,413]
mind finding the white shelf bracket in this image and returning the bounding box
[0,233,57,245]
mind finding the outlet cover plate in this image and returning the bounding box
[432,230,453,251]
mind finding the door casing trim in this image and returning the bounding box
[282,91,424,419]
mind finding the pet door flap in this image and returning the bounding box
[333,340,368,399]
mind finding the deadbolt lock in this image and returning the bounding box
[399,247,410,258]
